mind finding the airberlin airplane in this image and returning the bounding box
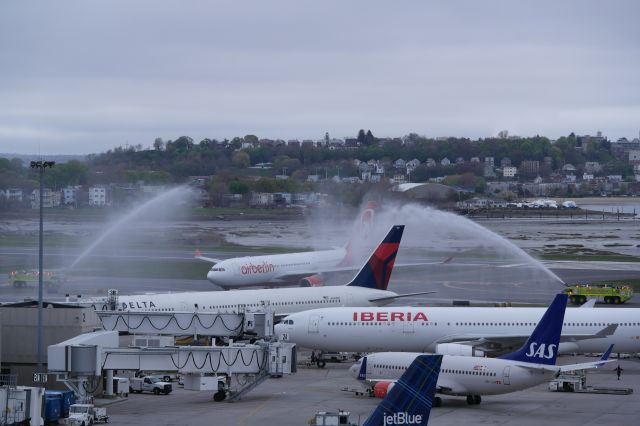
[92,225,435,316]
[275,296,639,355]
[350,294,614,407]
[197,203,378,289]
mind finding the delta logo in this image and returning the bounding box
[353,311,428,322]
[123,301,157,309]
[383,412,424,425]
[240,262,276,275]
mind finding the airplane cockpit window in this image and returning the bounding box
[211,268,226,272]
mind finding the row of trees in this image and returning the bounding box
[1,131,634,193]
[0,158,89,190]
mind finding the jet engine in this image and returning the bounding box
[373,381,395,399]
[436,343,484,357]
[299,274,324,287]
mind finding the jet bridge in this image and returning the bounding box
[48,311,293,403]
[97,310,273,338]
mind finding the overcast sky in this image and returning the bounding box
[1,1,639,155]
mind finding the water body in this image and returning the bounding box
[566,197,640,216]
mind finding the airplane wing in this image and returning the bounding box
[195,255,223,264]
[554,359,616,372]
[271,261,448,282]
[368,291,438,303]
[518,344,616,373]
[435,324,618,355]
[193,250,223,264]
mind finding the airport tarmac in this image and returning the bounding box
[1,210,638,306]
[105,354,639,426]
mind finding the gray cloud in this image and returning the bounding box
[1,1,639,154]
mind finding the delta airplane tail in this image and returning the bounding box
[363,354,441,426]
[498,293,568,365]
[347,225,404,291]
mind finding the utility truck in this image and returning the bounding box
[129,376,172,395]
[68,404,109,425]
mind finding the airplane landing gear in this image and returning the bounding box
[433,396,442,407]
[466,395,482,405]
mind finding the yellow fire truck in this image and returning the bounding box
[564,284,633,305]
[7,270,65,292]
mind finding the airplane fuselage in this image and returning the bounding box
[353,352,559,397]
[276,306,640,354]
[90,286,394,314]
[207,248,347,288]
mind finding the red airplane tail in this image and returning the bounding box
[338,201,377,267]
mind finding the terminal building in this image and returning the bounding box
[0,301,101,387]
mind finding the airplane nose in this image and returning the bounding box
[206,270,215,283]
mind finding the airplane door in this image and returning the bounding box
[308,315,320,333]
[502,366,511,385]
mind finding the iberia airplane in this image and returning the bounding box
[275,296,637,355]
[350,294,614,407]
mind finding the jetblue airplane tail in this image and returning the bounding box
[347,225,404,290]
[363,354,441,426]
[499,293,568,365]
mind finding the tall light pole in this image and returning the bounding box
[30,160,55,373]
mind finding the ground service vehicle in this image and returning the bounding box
[564,284,633,304]
[68,404,108,425]
[129,376,172,395]
[44,389,75,422]
[8,270,65,291]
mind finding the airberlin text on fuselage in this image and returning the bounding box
[241,262,276,275]
[353,312,428,322]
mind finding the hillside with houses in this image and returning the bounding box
[2,130,640,211]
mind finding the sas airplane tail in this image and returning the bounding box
[363,354,441,426]
[498,293,568,365]
[347,225,404,291]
